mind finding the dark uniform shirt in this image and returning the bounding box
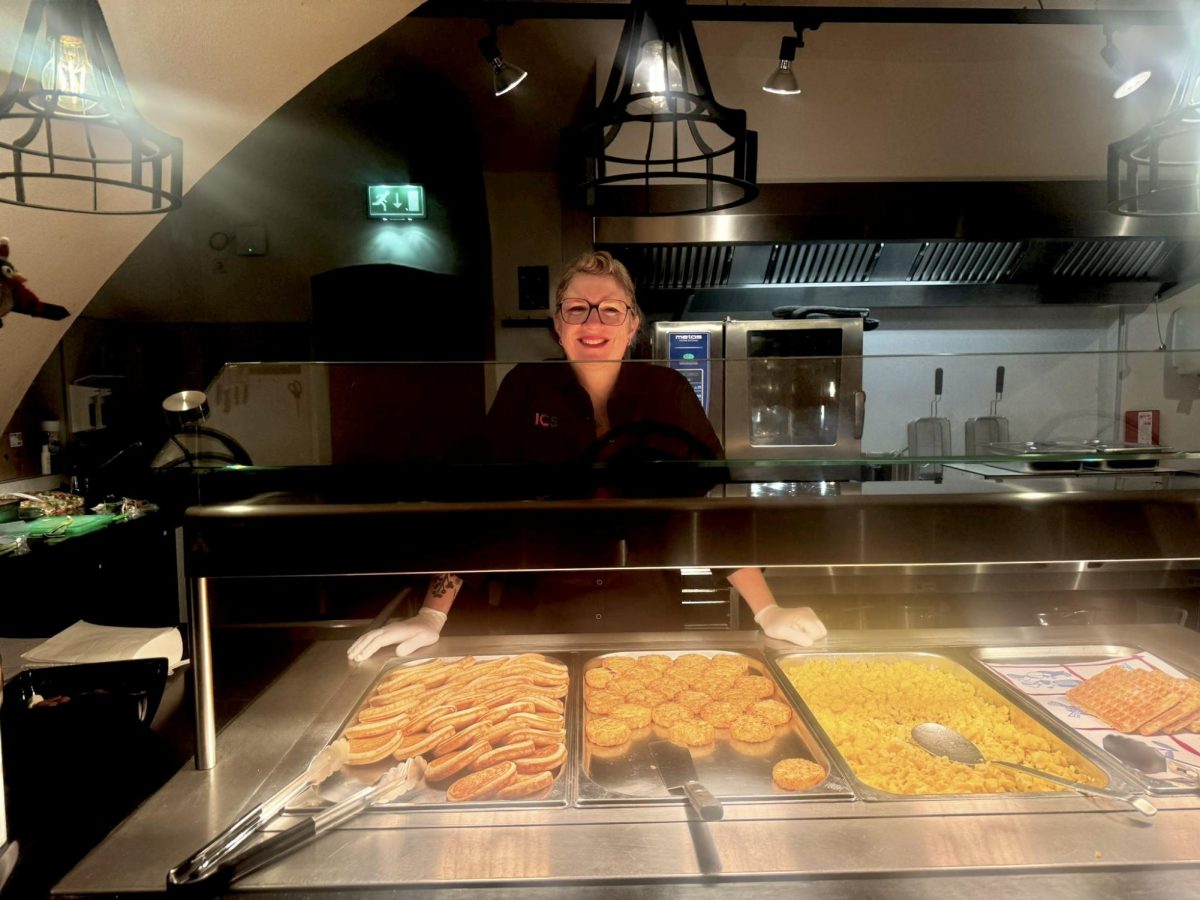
[483,360,724,633]
[485,361,723,465]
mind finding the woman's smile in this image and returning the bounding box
[555,272,639,363]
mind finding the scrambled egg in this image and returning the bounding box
[783,658,1100,795]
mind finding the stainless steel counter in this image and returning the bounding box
[56,625,1200,898]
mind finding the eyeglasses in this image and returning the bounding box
[556,298,634,326]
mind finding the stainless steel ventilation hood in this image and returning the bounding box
[593,181,1200,316]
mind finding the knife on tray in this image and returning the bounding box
[649,740,723,821]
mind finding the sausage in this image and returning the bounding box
[424,739,493,783]
[481,701,537,723]
[470,739,537,771]
[509,711,564,729]
[392,725,455,759]
[367,681,426,706]
[494,770,555,799]
[514,742,567,775]
[505,727,566,747]
[446,762,518,801]
[482,719,526,745]
[346,730,405,765]
[512,695,565,715]
[343,712,410,740]
[428,706,488,732]
[358,695,424,722]
[406,704,457,734]
[433,719,492,756]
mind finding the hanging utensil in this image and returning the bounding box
[965,366,1010,455]
[911,723,1156,816]
[167,739,351,888]
[1102,733,1200,782]
[906,368,951,479]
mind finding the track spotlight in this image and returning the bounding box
[478,24,527,97]
[763,22,818,96]
[1101,25,1151,100]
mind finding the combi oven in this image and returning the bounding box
[653,318,866,462]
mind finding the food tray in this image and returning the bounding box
[971,644,1200,795]
[576,650,852,806]
[768,650,1134,803]
[294,654,573,811]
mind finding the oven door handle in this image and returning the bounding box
[853,391,866,439]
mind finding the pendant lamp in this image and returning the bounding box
[0,0,182,214]
[1108,37,1200,216]
[564,0,758,216]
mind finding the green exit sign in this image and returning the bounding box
[367,184,425,220]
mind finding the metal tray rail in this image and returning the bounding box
[968,643,1200,796]
[765,649,1139,804]
[575,649,853,807]
[289,653,575,813]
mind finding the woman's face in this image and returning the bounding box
[554,273,640,363]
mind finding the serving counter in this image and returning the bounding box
[57,441,1200,898]
[55,626,1200,898]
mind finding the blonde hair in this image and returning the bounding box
[554,250,640,318]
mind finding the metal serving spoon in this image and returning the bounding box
[1102,733,1200,782]
[911,723,1157,817]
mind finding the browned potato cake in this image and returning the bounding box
[586,716,632,747]
[750,699,793,725]
[652,702,694,728]
[668,719,716,747]
[611,703,653,729]
[730,714,775,743]
[773,758,827,791]
[699,700,743,729]
[733,675,776,699]
[584,690,623,715]
[675,690,713,714]
[638,654,673,672]
[624,688,669,708]
[584,667,616,690]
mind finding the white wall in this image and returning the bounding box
[1117,286,1200,451]
[861,307,1122,454]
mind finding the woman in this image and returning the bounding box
[348,252,826,661]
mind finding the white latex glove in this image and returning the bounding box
[753,604,827,647]
[347,608,447,662]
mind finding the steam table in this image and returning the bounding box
[56,625,1200,898]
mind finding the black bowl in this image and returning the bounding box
[3,657,168,728]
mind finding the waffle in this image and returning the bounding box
[1066,666,1186,734]
[1153,680,1200,735]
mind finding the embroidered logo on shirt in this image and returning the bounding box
[533,412,558,428]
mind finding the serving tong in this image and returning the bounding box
[167,739,352,887]
[168,749,425,890]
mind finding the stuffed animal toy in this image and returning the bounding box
[0,237,69,328]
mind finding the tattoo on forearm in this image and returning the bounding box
[430,574,462,598]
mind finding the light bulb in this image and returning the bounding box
[40,34,102,117]
[630,40,692,113]
[1113,69,1152,100]
[763,60,801,96]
